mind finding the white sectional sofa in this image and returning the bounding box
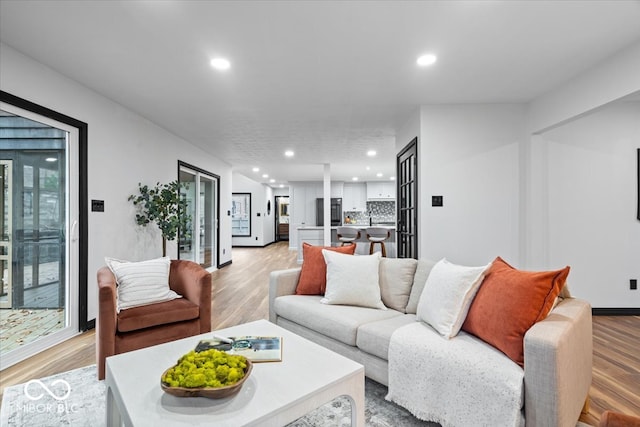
[268,257,593,427]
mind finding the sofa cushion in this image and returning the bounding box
[105,256,181,312]
[416,258,490,339]
[462,256,570,366]
[321,250,385,309]
[295,243,356,295]
[274,295,402,346]
[356,314,417,360]
[379,258,418,313]
[117,297,199,333]
[405,258,437,314]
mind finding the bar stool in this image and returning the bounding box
[336,227,360,246]
[366,227,390,257]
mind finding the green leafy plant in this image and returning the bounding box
[128,181,191,256]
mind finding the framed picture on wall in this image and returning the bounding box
[232,193,251,237]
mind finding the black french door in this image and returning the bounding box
[396,137,418,259]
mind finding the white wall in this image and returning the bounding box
[396,107,420,153]
[273,187,289,197]
[523,39,640,308]
[418,104,526,266]
[396,108,421,256]
[1,43,233,323]
[535,101,640,306]
[528,40,640,134]
[231,173,275,247]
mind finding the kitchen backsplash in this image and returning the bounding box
[344,201,396,225]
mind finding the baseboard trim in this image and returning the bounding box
[232,241,277,249]
[84,319,96,331]
[218,260,232,269]
[592,308,640,316]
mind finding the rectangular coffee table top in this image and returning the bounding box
[105,319,364,426]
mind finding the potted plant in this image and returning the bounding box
[128,181,191,257]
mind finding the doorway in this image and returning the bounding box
[0,93,87,370]
[178,162,220,269]
[396,137,418,259]
[275,196,290,241]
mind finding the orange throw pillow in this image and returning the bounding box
[295,243,357,295]
[461,256,569,367]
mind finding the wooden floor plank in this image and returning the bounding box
[0,241,638,425]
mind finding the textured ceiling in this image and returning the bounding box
[1,0,640,186]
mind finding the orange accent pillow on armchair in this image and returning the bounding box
[461,256,570,367]
[295,243,357,295]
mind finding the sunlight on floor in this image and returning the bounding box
[0,308,64,353]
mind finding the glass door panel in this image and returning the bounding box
[198,175,215,266]
[179,164,218,269]
[0,106,79,370]
[1,160,12,309]
[179,169,196,263]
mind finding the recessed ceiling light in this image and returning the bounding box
[417,54,437,67]
[279,184,284,188]
[352,177,359,181]
[376,173,383,177]
[284,150,294,157]
[269,179,275,183]
[45,157,57,162]
[390,176,396,181]
[366,166,371,171]
[252,167,260,172]
[210,57,231,70]
[262,174,269,178]
[367,150,377,157]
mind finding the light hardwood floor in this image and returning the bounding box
[1,241,638,425]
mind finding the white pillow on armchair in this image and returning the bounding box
[105,256,181,312]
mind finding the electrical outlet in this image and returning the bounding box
[631,279,637,290]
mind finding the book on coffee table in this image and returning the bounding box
[195,335,283,362]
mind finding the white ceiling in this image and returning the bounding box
[2,0,640,186]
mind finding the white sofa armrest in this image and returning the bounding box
[268,268,301,323]
[524,297,592,427]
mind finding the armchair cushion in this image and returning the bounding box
[105,256,180,312]
[117,298,199,333]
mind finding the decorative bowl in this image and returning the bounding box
[160,358,253,399]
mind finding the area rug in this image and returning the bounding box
[1,365,436,427]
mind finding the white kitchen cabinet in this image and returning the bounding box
[343,183,367,211]
[366,181,396,200]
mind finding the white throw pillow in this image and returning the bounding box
[416,258,489,338]
[320,250,386,310]
[105,256,180,312]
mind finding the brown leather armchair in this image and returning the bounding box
[97,259,211,380]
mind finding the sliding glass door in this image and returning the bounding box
[178,163,219,269]
[0,103,81,370]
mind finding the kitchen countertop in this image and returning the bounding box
[297,225,395,230]
[296,225,396,260]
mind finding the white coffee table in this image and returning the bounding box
[105,319,365,426]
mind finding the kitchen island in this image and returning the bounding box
[296,225,396,262]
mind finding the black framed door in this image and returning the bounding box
[396,137,418,259]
